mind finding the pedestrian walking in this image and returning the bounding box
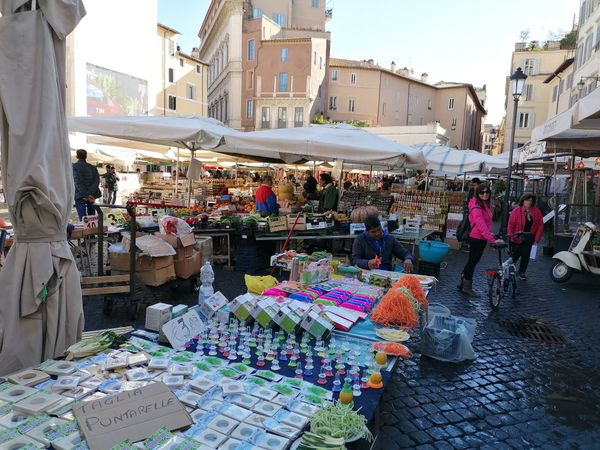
[508,193,543,280]
[459,183,503,297]
[107,165,119,205]
[72,149,100,219]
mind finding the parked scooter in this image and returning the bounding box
[550,222,600,282]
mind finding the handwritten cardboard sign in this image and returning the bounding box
[161,309,205,350]
[72,382,192,449]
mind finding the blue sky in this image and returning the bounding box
[158,0,581,124]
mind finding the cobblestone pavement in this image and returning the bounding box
[83,247,600,449]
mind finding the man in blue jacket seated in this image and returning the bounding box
[255,175,279,216]
[352,215,414,272]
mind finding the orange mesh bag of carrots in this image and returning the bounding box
[393,275,428,308]
[370,288,418,328]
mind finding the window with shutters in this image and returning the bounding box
[261,107,270,129]
[523,84,533,101]
[196,65,202,74]
[168,68,174,83]
[448,98,455,110]
[273,13,286,26]
[252,7,262,18]
[350,73,357,84]
[277,107,287,128]
[331,70,338,82]
[294,107,304,127]
[247,100,253,119]
[518,112,531,128]
[552,85,558,102]
[279,72,289,92]
[168,95,176,110]
[523,58,537,75]
[328,96,337,110]
[248,39,255,60]
[281,48,288,62]
[348,98,356,113]
[186,84,196,100]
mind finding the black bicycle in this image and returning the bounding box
[487,233,531,310]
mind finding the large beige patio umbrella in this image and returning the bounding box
[0,0,86,375]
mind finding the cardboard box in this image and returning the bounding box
[200,291,229,319]
[174,249,202,279]
[286,214,307,231]
[267,216,288,233]
[111,253,175,287]
[145,303,173,331]
[230,293,256,323]
[156,232,198,259]
[110,252,174,272]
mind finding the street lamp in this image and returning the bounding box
[501,67,528,235]
[577,76,600,98]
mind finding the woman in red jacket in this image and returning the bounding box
[507,193,543,280]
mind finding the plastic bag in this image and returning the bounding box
[420,314,476,363]
[244,274,278,295]
[159,215,192,236]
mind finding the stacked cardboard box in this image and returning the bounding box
[110,252,176,287]
[156,233,202,279]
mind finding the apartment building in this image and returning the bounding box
[482,124,499,155]
[572,0,600,107]
[198,0,330,130]
[503,40,574,151]
[326,59,486,150]
[156,24,208,117]
[543,57,575,117]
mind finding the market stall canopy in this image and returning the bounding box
[413,143,508,173]
[222,124,427,169]
[530,104,600,154]
[0,0,85,375]
[68,115,243,151]
[574,86,600,130]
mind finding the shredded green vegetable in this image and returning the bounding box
[310,401,373,442]
[65,331,126,359]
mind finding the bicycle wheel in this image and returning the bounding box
[510,274,517,299]
[488,273,503,310]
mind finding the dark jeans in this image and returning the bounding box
[462,237,487,281]
[108,190,117,205]
[75,199,96,220]
[510,240,534,275]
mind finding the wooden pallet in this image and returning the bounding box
[81,274,130,296]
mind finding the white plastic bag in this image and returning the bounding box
[159,215,193,236]
[530,244,538,260]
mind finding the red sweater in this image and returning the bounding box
[507,206,543,243]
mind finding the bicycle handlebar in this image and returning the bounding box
[495,231,532,240]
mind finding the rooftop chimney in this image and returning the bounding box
[192,47,200,58]
[420,72,428,83]
[398,66,410,77]
[390,61,397,72]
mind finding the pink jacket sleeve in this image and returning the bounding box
[470,206,495,242]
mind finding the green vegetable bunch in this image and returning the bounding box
[310,401,373,442]
[65,331,126,359]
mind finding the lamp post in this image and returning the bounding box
[501,67,528,235]
[489,127,498,155]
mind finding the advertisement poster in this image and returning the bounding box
[86,63,148,116]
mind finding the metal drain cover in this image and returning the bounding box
[497,317,566,344]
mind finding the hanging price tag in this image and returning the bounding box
[82,214,99,229]
[106,209,126,226]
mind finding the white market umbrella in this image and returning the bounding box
[414,142,508,173]
[0,0,86,375]
[223,123,427,169]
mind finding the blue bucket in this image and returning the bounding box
[418,240,450,263]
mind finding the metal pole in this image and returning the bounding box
[501,95,519,235]
[368,165,373,190]
[553,145,558,237]
[174,147,180,196]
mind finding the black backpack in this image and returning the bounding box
[456,214,471,242]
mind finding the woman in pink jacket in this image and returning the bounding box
[507,194,543,280]
[459,183,501,297]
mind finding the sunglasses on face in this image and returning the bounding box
[479,190,491,194]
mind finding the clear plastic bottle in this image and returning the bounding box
[198,261,215,305]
